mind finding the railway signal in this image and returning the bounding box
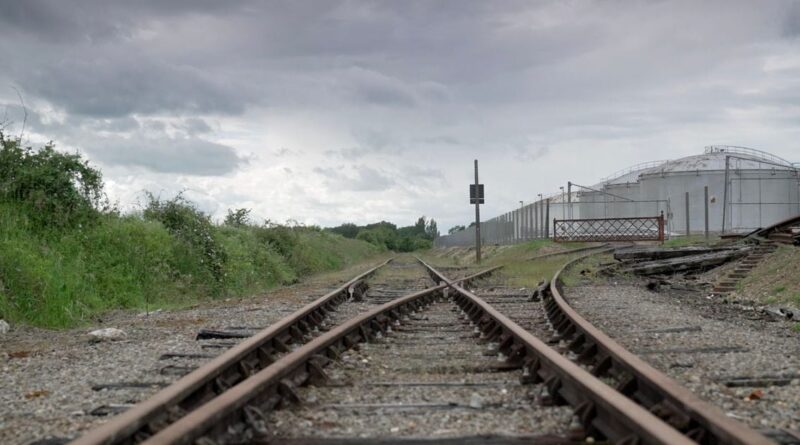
[470,160,484,263]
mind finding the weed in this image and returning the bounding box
[765,296,778,304]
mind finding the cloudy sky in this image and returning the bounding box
[1,1,798,231]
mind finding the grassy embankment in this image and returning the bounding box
[0,133,383,328]
[732,245,800,331]
[0,203,382,328]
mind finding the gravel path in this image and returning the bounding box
[0,260,389,445]
[565,282,800,432]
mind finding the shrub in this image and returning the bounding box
[224,208,251,227]
[0,132,106,228]
[143,193,227,285]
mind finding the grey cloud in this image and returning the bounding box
[92,117,141,132]
[176,118,213,135]
[514,147,549,162]
[0,0,252,43]
[17,54,248,117]
[324,147,371,160]
[415,135,462,146]
[784,3,800,37]
[274,147,303,157]
[0,0,798,230]
[400,165,446,186]
[344,67,416,107]
[86,136,247,176]
[313,165,394,192]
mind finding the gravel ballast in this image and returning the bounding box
[265,300,574,440]
[0,260,389,445]
[565,282,800,431]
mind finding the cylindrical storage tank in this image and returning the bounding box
[638,149,799,234]
[603,182,645,219]
[577,190,606,219]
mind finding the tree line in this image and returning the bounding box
[327,217,439,252]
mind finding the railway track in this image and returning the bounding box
[68,257,491,445]
[453,250,778,445]
[68,251,776,445]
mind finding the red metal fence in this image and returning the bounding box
[553,215,665,242]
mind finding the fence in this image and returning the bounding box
[553,215,665,242]
[434,197,671,248]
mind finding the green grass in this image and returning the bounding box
[422,240,599,289]
[559,253,617,287]
[793,323,800,333]
[0,203,381,328]
[501,255,579,288]
[736,245,800,308]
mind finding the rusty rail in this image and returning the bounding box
[71,259,394,445]
[136,266,502,445]
[418,259,694,445]
[546,250,775,445]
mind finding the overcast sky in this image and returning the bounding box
[1,1,798,231]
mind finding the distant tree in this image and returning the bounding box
[328,222,360,238]
[327,217,438,252]
[414,216,426,235]
[364,221,397,232]
[224,208,251,227]
[425,218,439,239]
[448,225,466,234]
[468,221,477,228]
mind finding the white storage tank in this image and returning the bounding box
[637,147,799,233]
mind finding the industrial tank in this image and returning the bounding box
[435,146,799,247]
[638,147,799,233]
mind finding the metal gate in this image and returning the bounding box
[553,215,665,242]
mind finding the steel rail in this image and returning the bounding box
[418,259,694,445]
[546,250,775,445]
[71,258,394,445]
[143,286,443,445]
[139,265,502,445]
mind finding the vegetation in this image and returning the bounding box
[448,225,466,234]
[558,252,617,287]
[735,245,800,308]
[328,216,439,252]
[0,133,381,328]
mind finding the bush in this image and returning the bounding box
[0,132,106,228]
[0,131,383,328]
[216,226,296,294]
[143,193,227,285]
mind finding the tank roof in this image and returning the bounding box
[643,149,797,175]
[600,148,797,186]
[601,160,669,185]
